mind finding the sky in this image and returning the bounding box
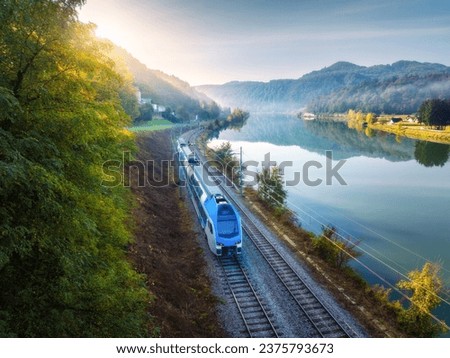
[78,0,450,85]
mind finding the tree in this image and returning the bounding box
[207,101,221,119]
[136,102,154,122]
[256,166,287,209]
[397,263,448,337]
[0,0,148,337]
[418,99,450,128]
[214,141,234,164]
[365,112,376,124]
[312,226,360,269]
[355,111,364,122]
[162,107,178,122]
[347,109,356,120]
[213,141,239,182]
[226,108,250,129]
[198,101,221,120]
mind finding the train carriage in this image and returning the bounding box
[177,138,242,256]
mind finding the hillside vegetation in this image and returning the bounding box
[197,61,450,114]
[0,0,148,337]
[110,46,221,122]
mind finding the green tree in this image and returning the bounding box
[397,263,448,337]
[0,0,148,337]
[162,107,178,122]
[312,226,360,269]
[418,99,450,128]
[136,102,154,122]
[256,166,287,209]
[214,141,234,164]
[207,101,221,119]
[198,101,221,120]
[213,141,239,182]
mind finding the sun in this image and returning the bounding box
[94,24,126,45]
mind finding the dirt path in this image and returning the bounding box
[126,131,224,337]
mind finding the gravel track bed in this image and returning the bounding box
[180,130,368,338]
[225,184,368,337]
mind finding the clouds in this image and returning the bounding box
[78,0,450,85]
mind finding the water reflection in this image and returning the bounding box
[217,114,415,161]
[213,113,450,336]
[414,141,450,167]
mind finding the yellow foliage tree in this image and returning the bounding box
[355,111,364,122]
[397,263,448,337]
[365,112,375,124]
[347,109,356,120]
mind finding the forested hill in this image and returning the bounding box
[196,61,450,114]
[0,1,149,337]
[111,46,215,115]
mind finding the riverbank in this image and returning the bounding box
[241,188,406,337]
[199,131,402,337]
[369,122,450,144]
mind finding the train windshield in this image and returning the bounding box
[217,204,239,238]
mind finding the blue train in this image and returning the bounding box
[178,138,242,256]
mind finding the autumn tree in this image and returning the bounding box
[355,111,364,122]
[365,112,376,124]
[397,263,448,337]
[347,109,356,120]
[312,226,360,269]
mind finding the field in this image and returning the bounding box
[128,119,175,132]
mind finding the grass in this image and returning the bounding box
[128,119,175,132]
[370,122,450,144]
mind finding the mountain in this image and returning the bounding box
[110,45,216,117]
[196,61,450,114]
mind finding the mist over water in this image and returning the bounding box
[210,114,450,335]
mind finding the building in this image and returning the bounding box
[152,104,166,113]
[389,117,402,124]
[135,88,142,103]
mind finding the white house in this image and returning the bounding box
[135,89,142,103]
[152,104,166,113]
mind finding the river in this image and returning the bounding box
[208,114,450,335]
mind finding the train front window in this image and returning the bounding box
[217,205,239,238]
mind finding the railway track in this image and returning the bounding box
[207,165,356,338]
[184,130,358,338]
[220,255,279,338]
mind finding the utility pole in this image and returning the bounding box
[239,146,243,196]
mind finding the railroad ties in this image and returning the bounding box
[212,173,355,338]
[220,255,279,338]
[242,219,351,338]
[186,132,357,338]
